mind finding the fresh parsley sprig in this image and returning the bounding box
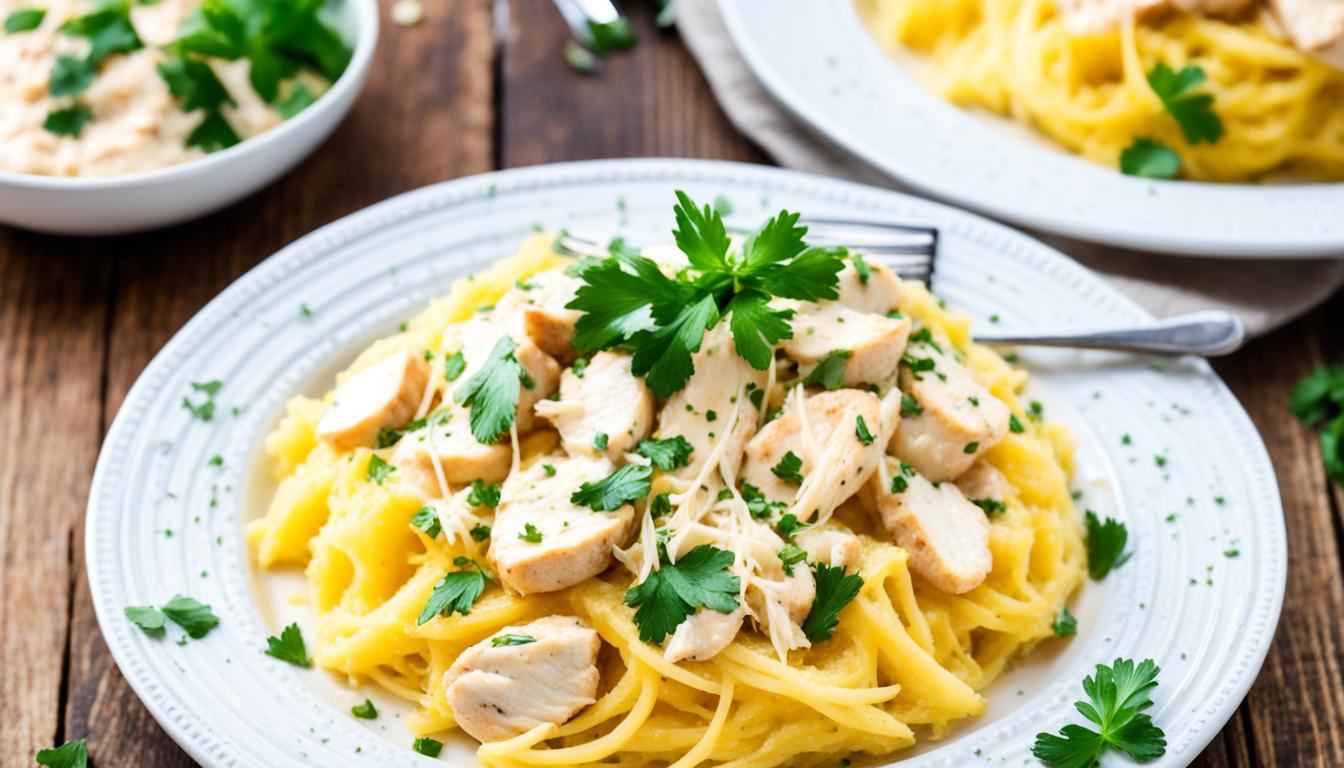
[635,435,694,471]
[566,192,845,397]
[264,622,312,667]
[455,336,528,444]
[1290,364,1344,484]
[624,542,741,644]
[571,464,652,511]
[1084,511,1130,580]
[801,563,863,643]
[417,556,493,625]
[1032,658,1167,768]
[1147,63,1223,145]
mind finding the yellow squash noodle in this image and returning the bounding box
[248,234,1087,766]
[858,0,1344,181]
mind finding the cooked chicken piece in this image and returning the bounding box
[782,305,911,388]
[663,605,745,663]
[955,460,1010,504]
[390,406,512,496]
[656,325,768,486]
[452,315,561,435]
[796,526,864,573]
[444,615,601,742]
[534,352,654,461]
[1270,0,1344,69]
[889,332,1009,483]
[490,455,636,595]
[869,461,991,594]
[831,258,903,315]
[315,351,430,451]
[496,267,585,363]
[740,389,884,522]
[1056,0,1253,34]
[746,562,815,631]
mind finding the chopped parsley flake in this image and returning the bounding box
[1085,511,1130,580]
[491,634,537,647]
[411,507,442,538]
[466,479,501,509]
[771,451,805,484]
[412,737,443,757]
[365,455,394,485]
[469,523,491,542]
[1051,607,1078,637]
[855,415,875,445]
[443,350,466,381]
[351,699,378,719]
[417,557,492,625]
[518,522,543,543]
[635,436,694,471]
[803,349,852,391]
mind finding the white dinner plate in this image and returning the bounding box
[718,0,1344,258]
[86,158,1285,767]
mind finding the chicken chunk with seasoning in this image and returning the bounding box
[831,257,903,315]
[796,525,864,573]
[534,352,654,462]
[444,615,601,742]
[315,351,430,451]
[739,388,884,522]
[490,455,637,595]
[869,460,992,595]
[889,331,1010,482]
[1270,0,1344,70]
[663,605,745,663]
[1056,0,1253,34]
[389,406,512,497]
[782,305,912,388]
[496,267,585,363]
[655,325,769,486]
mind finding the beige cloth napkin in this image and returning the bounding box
[677,0,1344,336]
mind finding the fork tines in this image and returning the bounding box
[552,217,939,285]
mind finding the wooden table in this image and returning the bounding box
[2,2,1341,764]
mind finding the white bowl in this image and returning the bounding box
[0,0,378,236]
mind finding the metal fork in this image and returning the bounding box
[552,222,1245,357]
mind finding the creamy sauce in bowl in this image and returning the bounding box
[0,0,336,177]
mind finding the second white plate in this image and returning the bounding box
[719,0,1344,258]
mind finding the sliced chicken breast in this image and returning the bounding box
[888,332,1010,483]
[1270,0,1344,69]
[663,605,745,663]
[740,389,884,522]
[534,352,654,461]
[451,315,561,435]
[390,406,512,497]
[745,562,815,636]
[831,258,903,315]
[444,615,601,742]
[490,455,636,595]
[316,351,430,451]
[869,461,992,595]
[655,326,768,486]
[496,267,585,363]
[955,460,1010,504]
[783,305,911,388]
[796,526,864,573]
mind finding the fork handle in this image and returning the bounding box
[975,310,1245,357]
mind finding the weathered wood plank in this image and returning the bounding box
[60,0,497,762]
[501,0,766,166]
[0,234,111,762]
[1212,296,1344,767]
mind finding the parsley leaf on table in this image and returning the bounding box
[1290,365,1344,484]
[455,335,527,444]
[161,594,220,638]
[1033,658,1167,767]
[264,622,312,667]
[567,192,844,397]
[417,557,493,625]
[801,562,864,643]
[635,435,694,471]
[1085,511,1130,580]
[35,740,88,768]
[624,543,740,644]
[4,8,45,33]
[1147,63,1223,145]
[1120,138,1181,179]
[571,464,652,511]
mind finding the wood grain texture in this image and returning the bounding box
[501,0,766,167]
[55,1,497,764]
[0,234,110,764]
[1213,297,1344,768]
